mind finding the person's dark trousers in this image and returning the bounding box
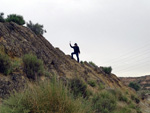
[71,52,79,62]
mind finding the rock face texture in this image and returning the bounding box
[0,22,127,98]
[120,75,150,90]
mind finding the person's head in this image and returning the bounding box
[74,43,77,46]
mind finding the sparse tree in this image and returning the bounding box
[26,21,46,35]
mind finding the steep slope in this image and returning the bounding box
[0,22,125,89]
[1,22,149,113]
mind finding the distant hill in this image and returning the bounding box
[120,75,150,90]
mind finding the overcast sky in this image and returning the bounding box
[1,0,150,77]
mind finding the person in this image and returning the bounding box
[70,42,80,62]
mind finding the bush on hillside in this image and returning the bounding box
[128,82,140,91]
[0,79,92,113]
[92,91,117,113]
[88,80,96,87]
[23,54,44,80]
[131,94,140,104]
[0,54,11,75]
[101,66,112,74]
[69,78,91,98]
[27,21,46,35]
[5,14,25,25]
[89,61,97,67]
[108,89,128,102]
[0,12,5,22]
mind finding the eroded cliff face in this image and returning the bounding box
[0,22,128,99]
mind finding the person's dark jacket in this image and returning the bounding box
[70,44,80,54]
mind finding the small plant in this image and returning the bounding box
[11,59,22,72]
[131,94,140,104]
[115,107,132,113]
[119,94,128,102]
[0,12,5,22]
[128,82,141,91]
[27,21,46,35]
[0,54,11,75]
[69,78,91,98]
[107,89,128,103]
[5,14,25,25]
[98,82,105,90]
[89,61,97,67]
[128,103,136,109]
[101,66,112,74]
[80,61,84,64]
[88,80,96,87]
[92,91,116,113]
[22,54,44,80]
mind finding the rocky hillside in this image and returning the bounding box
[0,22,150,113]
[0,22,125,90]
[120,75,150,90]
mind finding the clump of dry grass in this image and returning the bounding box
[0,78,92,113]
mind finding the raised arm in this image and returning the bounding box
[70,43,73,48]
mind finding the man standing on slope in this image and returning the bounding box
[70,42,80,62]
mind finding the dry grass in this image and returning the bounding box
[0,78,92,113]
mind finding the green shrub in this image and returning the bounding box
[88,80,96,87]
[107,89,128,103]
[128,82,140,91]
[128,103,136,109]
[23,54,44,80]
[92,91,116,113]
[119,94,128,102]
[89,61,97,67]
[0,54,11,75]
[11,59,22,72]
[27,21,46,35]
[136,107,142,113]
[5,14,25,25]
[69,78,91,98]
[80,61,84,64]
[98,82,105,90]
[131,94,140,104]
[114,107,132,113]
[0,12,5,22]
[101,66,112,74]
[0,79,92,113]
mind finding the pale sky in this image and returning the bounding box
[1,0,150,77]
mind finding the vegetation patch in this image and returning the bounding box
[23,54,44,80]
[69,78,92,98]
[0,12,5,22]
[88,80,96,87]
[101,66,112,74]
[0,79,92,113]
[131,94,140,104]
[27,21,46,35]
[92,91,117,113]
[5,14,25,25]
[89,61,97,67]
[129,82,141,91]
[98,82,105,90]
[0,54,11,75]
